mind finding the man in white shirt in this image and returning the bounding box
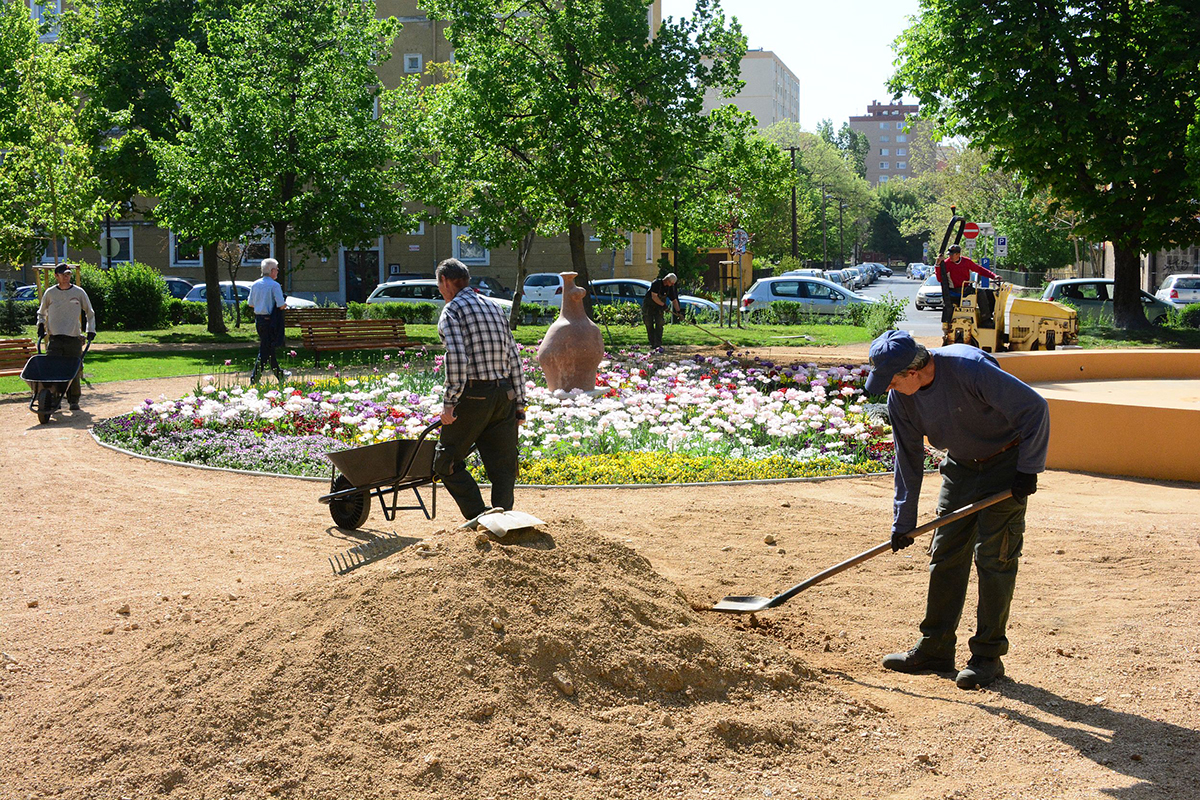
[36,264,96,410]
[247,258,287,384]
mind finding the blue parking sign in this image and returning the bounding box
[981,257,991,269]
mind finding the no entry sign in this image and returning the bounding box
[962,222,981,240]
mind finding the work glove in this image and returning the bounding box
[86,331,96,342]
[891,529,915,553]
[37,322,45,339]
[1012,471,1038,500]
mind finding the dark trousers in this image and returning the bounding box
[643,301,665,348]
[47,335,84,403]
[434,382,519,519]
[917,447,1025,660]
[253,314,280,376]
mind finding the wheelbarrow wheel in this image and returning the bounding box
[36,388,54,424]
[329,475,370,530]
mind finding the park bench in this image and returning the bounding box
[0,338,36,377]
[299,319,414,354]
[284,306,346,327]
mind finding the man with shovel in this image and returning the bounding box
[864,330,1049,689]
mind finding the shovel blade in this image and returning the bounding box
[712,595,772,613]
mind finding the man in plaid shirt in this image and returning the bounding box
[434,258,526,521]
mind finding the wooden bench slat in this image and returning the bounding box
[298,319,415,354]
[0,338,35,377]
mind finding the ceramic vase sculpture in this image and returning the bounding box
[537,272,604,392]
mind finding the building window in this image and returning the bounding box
[880,162,889,170]
[624,233,633,266]
[897,148,907,156]
[645,231,653,263]
[452,224,488,265]
[879,122,888,130]
[896,134,907,143]
[241,230,274,266]
[41,237,67,264]
[897,162,907,170]
[896,121,904,130]
[880,148,889,156]
[880,135,889,143]
[404,53,423,74]
[101,226,133,264]
[31,0,61,42]
[878,176,890,184]
[170,232,201,266]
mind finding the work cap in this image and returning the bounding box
[948,244,961,253]
[864,329,919,395]
[54,264,73,274]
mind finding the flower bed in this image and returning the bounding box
[93,348,935,484]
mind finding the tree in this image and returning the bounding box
[152,0,409,289]
[868,181,925,264]
[816,118,870,180]
[0,4,105,270]
[891,0,1200,327]
[409,0,746,302]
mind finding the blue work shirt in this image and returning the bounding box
[887,345,1049,533]
[248,276,285,316]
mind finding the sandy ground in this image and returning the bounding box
[1,362,1198,800]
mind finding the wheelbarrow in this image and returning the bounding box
[318,420,442,530]
[21,336,91,425]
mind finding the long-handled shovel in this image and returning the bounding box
[712,490,1013,613]
[687,317,735,349]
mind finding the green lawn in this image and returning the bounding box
[0,320,873,396]
[1078,324,1200,349]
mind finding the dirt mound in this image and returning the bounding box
[10,519,886,799]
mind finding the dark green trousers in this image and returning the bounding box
[917,447,1026,660]
[434,382,519,520]
[47,335,84,403]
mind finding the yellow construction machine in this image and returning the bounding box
[935,209,1078,352]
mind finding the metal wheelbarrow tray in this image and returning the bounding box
[318,420,441,530]
[21,338,90,425]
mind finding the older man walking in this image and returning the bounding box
[433,258,526,522]
[248,258,288,384]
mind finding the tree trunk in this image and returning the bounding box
[273,220,288,293]
[567,222,594,317]
[1111,243,1149,328]
[203,242,226,334]
[508,229,536,331]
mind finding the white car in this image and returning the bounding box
[914,273,945,310]
[522,272,567,306]
[781,268,825,278]
[183,280,317,308]
[365,279,512,310]
[1155,274,1200,308]
[740,276,878,315]
[589,278,718,316]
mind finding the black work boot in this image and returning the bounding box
[882,646,955,674]
[956,655,1004,689]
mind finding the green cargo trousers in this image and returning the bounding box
[916,447,1026,660]
[433,381,519,520]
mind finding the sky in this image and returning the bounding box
[660,0,924,132]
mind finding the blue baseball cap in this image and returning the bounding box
[864,330,919,395]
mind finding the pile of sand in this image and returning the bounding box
[9,519,898,799]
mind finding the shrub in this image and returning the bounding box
[364,302,441,324]
[844,292,908,338]
[167,298,208,325]
[1177,303,1200,328]
[347,302,368,320]
[518,302,557,324]
[0,284,24,335]
[76,265,109,329]
[104,262,169,329]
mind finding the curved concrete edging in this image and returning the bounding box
[995,349,1200,482]
[90,430,914,489]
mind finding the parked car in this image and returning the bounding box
[365,279,512,310]
[1041,278,1171,324]
[13,285,39,301]
[183,281,317,308]
[914,273,944,311]
[589,278,719,317]
[0,279,30,297]
[907,263,929,280]
[781,268,825,278]
[823,269,851,289]
[521,272,567,306]
[1155,274,1200,308]
[740,276,878,316]
[470,276,513,300]
[162,276,194,299]
[846,267,869,289]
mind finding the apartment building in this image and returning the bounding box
[702,49,799,130]
[16,1,666,302]
[847,100,935,188]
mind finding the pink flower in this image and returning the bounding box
[288,350,297,358]
[383,354,391,361]
[224,359,232,366]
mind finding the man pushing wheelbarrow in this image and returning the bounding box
[34,264,96,414]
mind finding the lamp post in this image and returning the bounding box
[785,146,800,260]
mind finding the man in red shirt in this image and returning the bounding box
[937,244,999,339]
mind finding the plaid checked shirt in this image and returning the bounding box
[438,288,526,410]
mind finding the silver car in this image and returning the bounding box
[1155,274,1200,308]
[741,276,878,315]
[1041,278,1170,324]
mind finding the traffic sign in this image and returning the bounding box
[964,238,977,251]
[962,222,981,240]
[732,228,749,254]
[981,257,991,269]
[995,235,1009,257]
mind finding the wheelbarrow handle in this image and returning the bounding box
[395,419,443,480]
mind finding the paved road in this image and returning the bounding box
[854,273,944,339]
